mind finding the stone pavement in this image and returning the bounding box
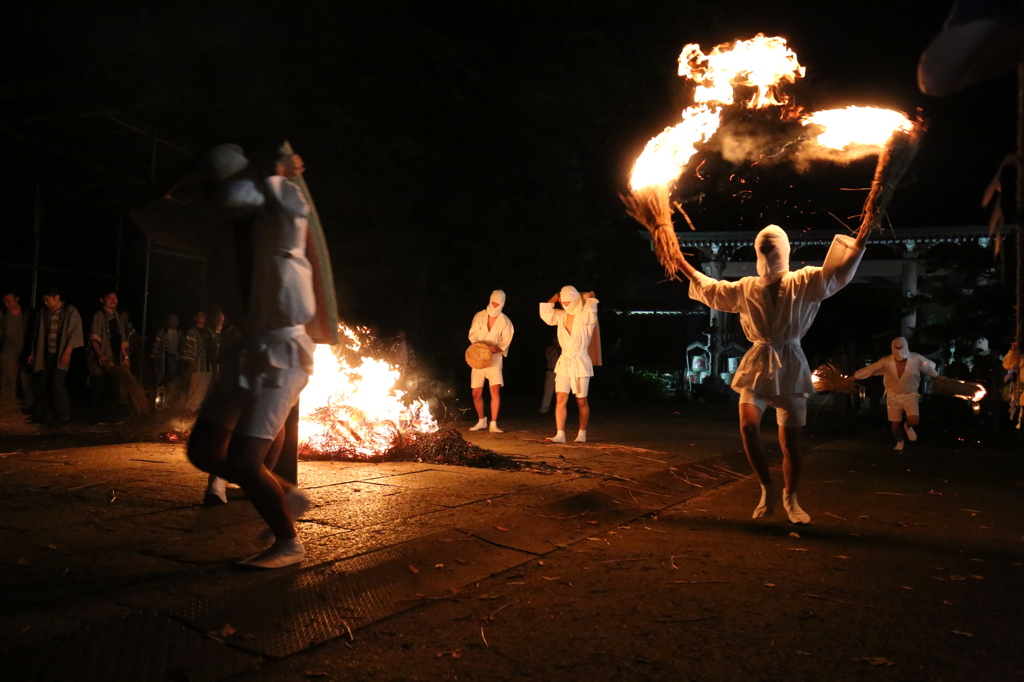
[0,405,1020,680]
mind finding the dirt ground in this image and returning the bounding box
[239,438,1024,682]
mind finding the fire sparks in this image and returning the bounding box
[298,325,437,458]
[803,106,913,150]
[628,33,910,195]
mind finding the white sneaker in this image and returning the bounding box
[240,538,305,569]
[782,490,811,524]
[546,430,566,443]
[752,480,780,519]
[203,475,228,505]
[894,441,905,451]
[905,424,917,441]
[574,430,587,443]
[469,418,488,431]
[488,422,503,433]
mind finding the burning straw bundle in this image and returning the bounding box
[812,363,857,394]
[106,365,150,416]
[856,119,926,240]
[621,187,688,281]
[931,375,985,400]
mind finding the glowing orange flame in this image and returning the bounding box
[298,325,437,458]
[682,34,805,109]
[802,106,913,150]
[953,384,988,403]
[628,34,910,194]
[630,34,804,192]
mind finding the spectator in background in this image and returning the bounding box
[1,291,35,410]
[87,290,130,424]
[28,287,83,426]
[181,310,216,412]
[151,313,181,388]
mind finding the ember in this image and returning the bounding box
[298,325,438,459]
[300,427,520,469]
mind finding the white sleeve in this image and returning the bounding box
[539,303,560,326]
[853,358,886,380]
[688,272,746,313]
[496,318,514,356]
[468,312,483,343]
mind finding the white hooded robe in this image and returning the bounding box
[688,229,864,397]
[539,286,599,383]
[468,290,514,369]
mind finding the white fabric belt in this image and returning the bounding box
[754,340,799,377]
[239,324,311,390]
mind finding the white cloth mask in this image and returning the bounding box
[754,225,791,284]
[559,286,584,316]
[891,336,910,361]
[488,290,506,317]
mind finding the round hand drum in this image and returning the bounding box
[465,342,493,369]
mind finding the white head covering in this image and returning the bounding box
[891,336,910,361]
[559,286,584,315]
[487,290,506,317]
[754,225,791,284]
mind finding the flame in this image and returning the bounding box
[628,34,910,193]
[682,34,805,109]
[630,34,804,192]
[298,325,437,458]
[953,384,988,403]
[802,106,913,150]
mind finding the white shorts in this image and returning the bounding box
[739,389,807,427]
[555,373,590,398]
[471,365,504,389]
[200,360,310,440]
[885,393,920,421]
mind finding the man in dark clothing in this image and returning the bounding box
[1,291,35,409]
[87,290,130,423]
[28,288,84,426]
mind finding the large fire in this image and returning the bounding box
[629,33,911,193]
[298,325,437,458]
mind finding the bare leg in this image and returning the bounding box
[554,392,569,431]
[224,434,295,541]
[472,387,485,420]
[779,425,803,493]
[577,396,590,431]
[188,419,294,541]
[489,384,502,422]
[890,420,904,443]
[738,402,771,485]
[906,414,920,428]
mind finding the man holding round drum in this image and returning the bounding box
[467,290,514,433]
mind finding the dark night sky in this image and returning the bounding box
[1,1,1017,378]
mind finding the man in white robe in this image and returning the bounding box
[855,336,939,450]
[467,290,514,433]
[540,286,599,443]
[680,225,865,524]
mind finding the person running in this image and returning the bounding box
[678,225,865,524]
[854,336,939,451]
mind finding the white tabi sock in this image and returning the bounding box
[546,430,566,443]
[203,475,228,505]
[488,422,503,433]
[469,418,488,431]
[574,430,587,443]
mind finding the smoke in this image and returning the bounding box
[711,118,885,172]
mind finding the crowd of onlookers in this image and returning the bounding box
[0,286,227,426]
